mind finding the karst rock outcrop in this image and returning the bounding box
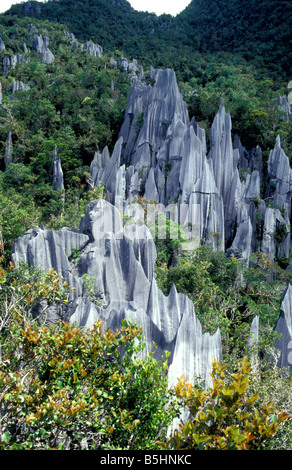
[90,68,291,264]
[12,199,222,387]
[8,50,292,381]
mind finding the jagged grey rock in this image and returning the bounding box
[273,284,292,369]
[120,57,129,72]
[3,56,10,75]
[110,57,117,68]
[11,78,30,95]
[42,49,54,65]
[29,27,54,64]
[3,53,26,74]
[89,67,292,267]
[128,59,139,73]
[188,160,225,251]
[267,136,292,211]
[246,315,259,371]
[276,95,291,123]
[247,315,259,349]
[0,37,5,51]
[208,100,234,203]
[4,130,13,169]
[261,207,289,262]
[12,199,222,387]
[84,41,102,57]
[52,146,64,191]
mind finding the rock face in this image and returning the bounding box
[8,59,292,382]
[276,95,291,123]
[0,37,5,51]
[4,130,13,169]
[3,53,25,75]
[273,284,292,369]
[11,199,222,387]
[90,68,291,264]
[11,78,30,95]
[84,41,103,57]
[52,146,64,191]
[29,25,54,64]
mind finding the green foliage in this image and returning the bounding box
[0,264,179,450]
[0,3,292,451]
[81,273,102,306]
[0,257,179,450]
[0,15,129,242]
[0,178,41,263]
[248,366,292,450]
[7,0,292,81]
[0,5,291,258]
[0,260,69,332]
[159,357,289,450]
[0,316,178,450]
[156,246,292,362]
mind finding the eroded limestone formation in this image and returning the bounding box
[274,284,292,369]
[11,199,222,387]
[90,68,291,264]
[8,58,292,381]
[52,146,64,191]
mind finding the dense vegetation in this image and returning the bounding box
[0,260,290,450]
[6,0,292,79]
[0,0,292,450]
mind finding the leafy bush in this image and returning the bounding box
[0,262,179,450]
[159,357,289,450]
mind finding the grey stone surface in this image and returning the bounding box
[12,199,222,387]
[88,68,292,264]
[276,95,291,123]
[273,284,292,369]
[4,130,13,169]
[11,78,30,94]
[267,136,292,211]
[3,55,10,75]
[120,57,129,72]
[52,146,64,191]
[246,315,259,371]
[0,37,5,51]
[42,49,54,64]
[110,57,117,68]
[3,54,25,74]
[84,41,102,57]
[29,27,54,64]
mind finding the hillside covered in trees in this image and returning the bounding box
[0,0,292,451]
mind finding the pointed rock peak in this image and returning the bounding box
[169,282,178,297]
[153,69,183,102]
[281,283,292,320]
[79,199,123,242]
[219,98,225,111]
[0,37,5,51]
[246,315,259,349]
[5,130,13,169]
[52,148,64,192]
[53,146,58,161]
[275,134,281,148]
[273,283,292,368]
